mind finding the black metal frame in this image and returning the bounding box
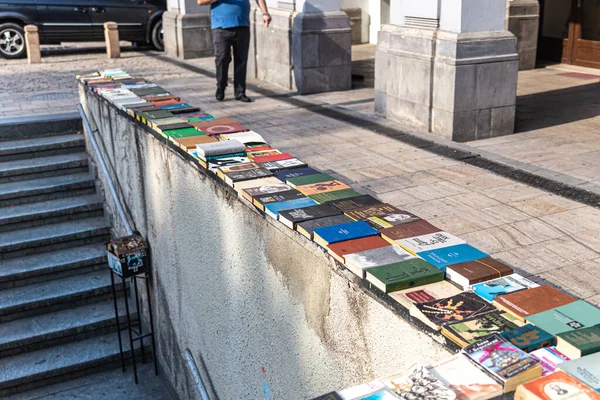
[109,269,158,384]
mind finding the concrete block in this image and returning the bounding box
[162,11,179,58]
[376,23,518,141]
[508,0,539,70]
[474,60,519,109]
[24,25,41,64]
[317,31,351,67]
[251,8,351,94]
[163,11,212,60]
[103,22,120,59]
[343,7,368,44]
[491,105,516,136]
[176,13,213,59]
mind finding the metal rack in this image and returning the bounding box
[109,266,158,384]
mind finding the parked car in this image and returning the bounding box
[0,0,166,59]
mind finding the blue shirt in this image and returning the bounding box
[211,0,251,29]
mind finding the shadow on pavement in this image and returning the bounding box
[516,81,600,133]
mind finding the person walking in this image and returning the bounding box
[198,0,271,102]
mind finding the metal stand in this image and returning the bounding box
[110,270,159,384]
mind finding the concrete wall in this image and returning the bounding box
[507,0,539,70]
[80,87,451,399]
[249,7,352,94]
[341,0,369,44]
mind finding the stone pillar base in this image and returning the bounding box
[375,25,518,142]
[163,11,213,59]
[343,8,369,44]
[250,8,352,94]
[508,0,539,71]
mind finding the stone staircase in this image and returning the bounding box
[0,132,133,396]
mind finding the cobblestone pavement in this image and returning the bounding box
[1,46,600,309]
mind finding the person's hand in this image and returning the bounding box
[197,0,216,5]
[262,13,271,27]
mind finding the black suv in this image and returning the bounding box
[0,0,166,59]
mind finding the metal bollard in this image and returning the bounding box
[24,25,41,64]
[104,21,120,59]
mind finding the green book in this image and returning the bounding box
[287,173,335,188]
[365,258,444,293]
[309,189,361,204]
[526,300,600,336]
[557,324,600,359]
[164,128,204,139]
[137,110,173,120]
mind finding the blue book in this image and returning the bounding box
[160,103,192,110]
[264,198,317,220]
[559,353,600,393]
[313,220,378,247]
[501,324,556,353]
[273,167,321,182]
[472,274,539,302]
[417,244,488,272]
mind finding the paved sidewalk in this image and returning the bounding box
[1,47,600,307]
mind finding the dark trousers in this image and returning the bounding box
[212,26,250,97]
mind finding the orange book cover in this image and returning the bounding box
[296,180,351,196]
[327,236,390,263]
[515,371,600,400]
[493,285,576,321]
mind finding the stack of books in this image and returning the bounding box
[78,70,600,400]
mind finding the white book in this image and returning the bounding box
[221,130,266,145]
[344,245,415,278]
[430,355,502,400]
[338,380,386,400]
[530,347,569,376]
[196,140,246,159]
[397,232,465,254]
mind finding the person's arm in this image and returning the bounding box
[256,0,271,27]
[198,0,216,5]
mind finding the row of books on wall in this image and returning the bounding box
[77,70,600,400]
[314,348,600,400]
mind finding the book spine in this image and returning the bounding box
[205,152,247,161]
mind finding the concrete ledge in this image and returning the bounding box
[0,112,82,140]
[80,82,454,399]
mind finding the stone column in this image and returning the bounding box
[104,22,120,59]
[24,25,41,64]
[250,0,352,94]
[375,0,519,141]
[507,0,540,70]
[163,0,212,59]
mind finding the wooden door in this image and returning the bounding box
[563,0,600,68]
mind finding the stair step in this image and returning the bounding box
[0,332,138,396]
[0,300,133,357]
[0,245,107,290]
[0,134,85,162]
[0,195,104,232]
[0,153,88,184]
[0,218,111,260]
[0,173,96,207]
[0,270,121,323]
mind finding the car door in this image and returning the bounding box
[35,0,93,43]
[90,0,149,42]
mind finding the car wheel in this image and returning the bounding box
[0,23,26,59]
[150,20,164,51]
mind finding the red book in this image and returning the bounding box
[252,153,294,163]
[199,122,248,136]
[327,236,390,264]
[246,146,272,152]
[151,99,182,106]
